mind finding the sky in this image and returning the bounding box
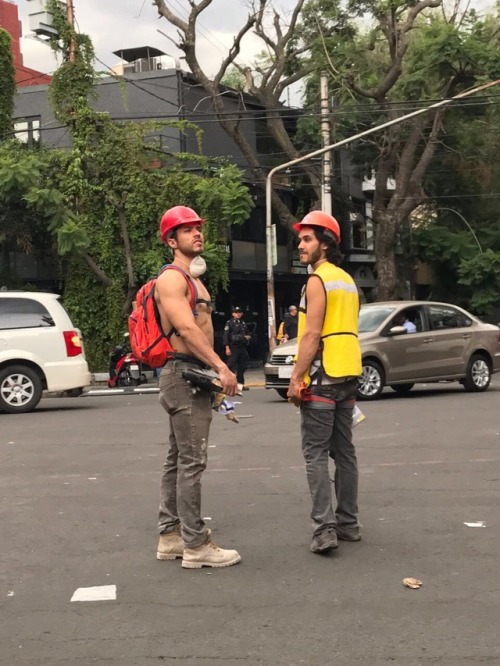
[16,0,296,79]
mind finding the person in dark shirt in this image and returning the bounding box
[223,306,251,391]
[283,305,298,341]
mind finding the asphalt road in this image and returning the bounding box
[2,378,500,665]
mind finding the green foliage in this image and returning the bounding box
[0,141,75,264]
[297,1,500,299]
[0,29,15,140]
[3,14,257,371]
[458,250,500,316]
[411,218,500,316]
[46,0,96,122]
[220,67,246,90]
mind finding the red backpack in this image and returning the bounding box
[128,265,197,368]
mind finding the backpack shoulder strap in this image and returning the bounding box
[159,264,198,314]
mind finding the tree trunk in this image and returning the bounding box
[374,212,399,301]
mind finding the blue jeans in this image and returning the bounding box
[300,379,359,536]
[157,360,213,548]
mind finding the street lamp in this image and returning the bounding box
[265,79,500,351]
[437,208,483,254]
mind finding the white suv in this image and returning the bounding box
[0,292,91,414]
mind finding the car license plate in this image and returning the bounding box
[278,366,293,379]
[130,364,139,371]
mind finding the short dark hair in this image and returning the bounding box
[313,227,343,265]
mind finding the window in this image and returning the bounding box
[349,201,374,251]
[359,306,396,332]
[427,305,467,331]
[0,298,54,330]
[13,117,41,147]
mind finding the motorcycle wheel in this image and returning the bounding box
[117,374,140,387]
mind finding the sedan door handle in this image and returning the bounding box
[423,337,434,343]
[461,334,472,339]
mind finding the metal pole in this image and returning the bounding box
[67,0,76,62]
[320,72,332,215]
[265,79,500,351]
[266,191,276,348]
[438,208,483,253]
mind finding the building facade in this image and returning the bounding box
[0,0,51,86]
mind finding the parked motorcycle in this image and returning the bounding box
[108,335,144,388]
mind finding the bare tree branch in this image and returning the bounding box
[153,0,323,223]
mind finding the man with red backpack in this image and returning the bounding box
[153,206,241,569]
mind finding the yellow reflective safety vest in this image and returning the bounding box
[297,261,362,385]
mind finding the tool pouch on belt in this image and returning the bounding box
[300,378,359,410]
[299,385,337,410]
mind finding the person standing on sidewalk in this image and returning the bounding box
[223,307,251,392]
[154,205,241,569]
[282,305,298,341]
[287,211,362,555]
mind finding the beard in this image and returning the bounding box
[300,246,322,265]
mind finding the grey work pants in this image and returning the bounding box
[300,379,360,536]
[157,360,212,548]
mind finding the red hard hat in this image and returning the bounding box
[160,206,205,242]
[293,210,341,244]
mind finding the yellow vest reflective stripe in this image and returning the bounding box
[297,262,362,385]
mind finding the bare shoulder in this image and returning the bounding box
[155,267,190,298]
[305,274,324,297]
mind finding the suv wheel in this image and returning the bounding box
[0,365,43,413]
[358,360,385,400]
[462,354,491,392]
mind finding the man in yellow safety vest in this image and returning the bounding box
[287,211,362,555]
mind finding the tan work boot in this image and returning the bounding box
[157,526,183,560]
[182,537,241,569]
[157,527,212,561]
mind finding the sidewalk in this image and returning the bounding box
[90,367,266,388]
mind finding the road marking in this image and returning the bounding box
[70,585,116,602]
[84,388,160,396]
[464,521,486,527]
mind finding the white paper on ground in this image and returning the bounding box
[70,585,117,602]
[464,521,486,528]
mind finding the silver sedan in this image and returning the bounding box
[264,301,500,400]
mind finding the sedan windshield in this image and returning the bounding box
[358,306,396,333]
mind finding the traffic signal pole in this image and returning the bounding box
[265,79,500,351]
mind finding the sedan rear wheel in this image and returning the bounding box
[357,360,385,400]
[462,354,491,392]
[0,365,43,414]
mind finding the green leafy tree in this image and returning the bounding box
[40,5,253,369]
[152,0,500,301]
[0,28,15,140]
[0,141,82,285]
[299,1,500,299]
[458,250,500,316]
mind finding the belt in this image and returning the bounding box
[164,353,208,369]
